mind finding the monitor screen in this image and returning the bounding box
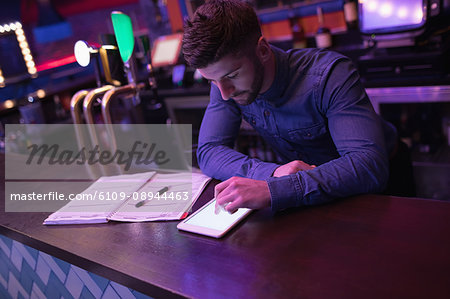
[151,33,183,68]
[359,0,426,34]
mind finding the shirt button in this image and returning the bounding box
[264,110,270,117]
[252,119,256,125]
[306,133,311,137]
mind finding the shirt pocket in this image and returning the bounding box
[287,122,332,147]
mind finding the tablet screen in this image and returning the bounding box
[184,199,250,231]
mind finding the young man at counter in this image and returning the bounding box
[182,0,404,213]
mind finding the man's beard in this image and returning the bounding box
[233,56,264,106]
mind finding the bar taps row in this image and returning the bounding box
[69,11,157,178]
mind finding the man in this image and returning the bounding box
[182,0,401,214]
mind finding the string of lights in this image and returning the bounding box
[0,21,37,83]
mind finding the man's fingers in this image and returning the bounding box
[225,202,240,214]
[273,160,317,177]
[214,200,231,215]
[216,193,235,207]
[213,177,271,213]
[214,199,220,215]
[224,195,244,214]
[214,179,232,198]
[214,180,237,214]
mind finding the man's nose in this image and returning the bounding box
[217,80,235,100]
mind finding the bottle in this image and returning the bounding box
[289,14,307,49]
[315,6,332,48]
[343,0,358,30]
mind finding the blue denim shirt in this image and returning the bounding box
[197,46,397,211]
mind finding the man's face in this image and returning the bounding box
[198,51,264,106]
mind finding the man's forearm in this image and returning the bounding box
[197,142,279,181]
[267,150,389,211]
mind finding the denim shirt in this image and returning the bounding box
[197,46,397,211]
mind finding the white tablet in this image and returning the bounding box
[177,198,252,238]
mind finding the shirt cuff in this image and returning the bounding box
[250,162,279,180]
[266,175,303,212]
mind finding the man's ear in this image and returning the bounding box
[256,37,271,63]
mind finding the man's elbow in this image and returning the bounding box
[196,143,220,178]
[367,155,389,193]
[372,168,389,193]
[196,144,210,172]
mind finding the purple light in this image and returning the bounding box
[360,0,425,31]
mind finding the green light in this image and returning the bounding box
[111,11,134,63]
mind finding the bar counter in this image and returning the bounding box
[1,155,450,298]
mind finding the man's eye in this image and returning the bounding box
[227,73,238,79]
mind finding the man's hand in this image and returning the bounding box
[273,160,316,177]
[214,177,271,214]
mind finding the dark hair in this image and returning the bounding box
[182,0,262,69]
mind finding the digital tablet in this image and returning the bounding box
[177,198,252,238]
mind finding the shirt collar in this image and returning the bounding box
[257,45,289,106]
